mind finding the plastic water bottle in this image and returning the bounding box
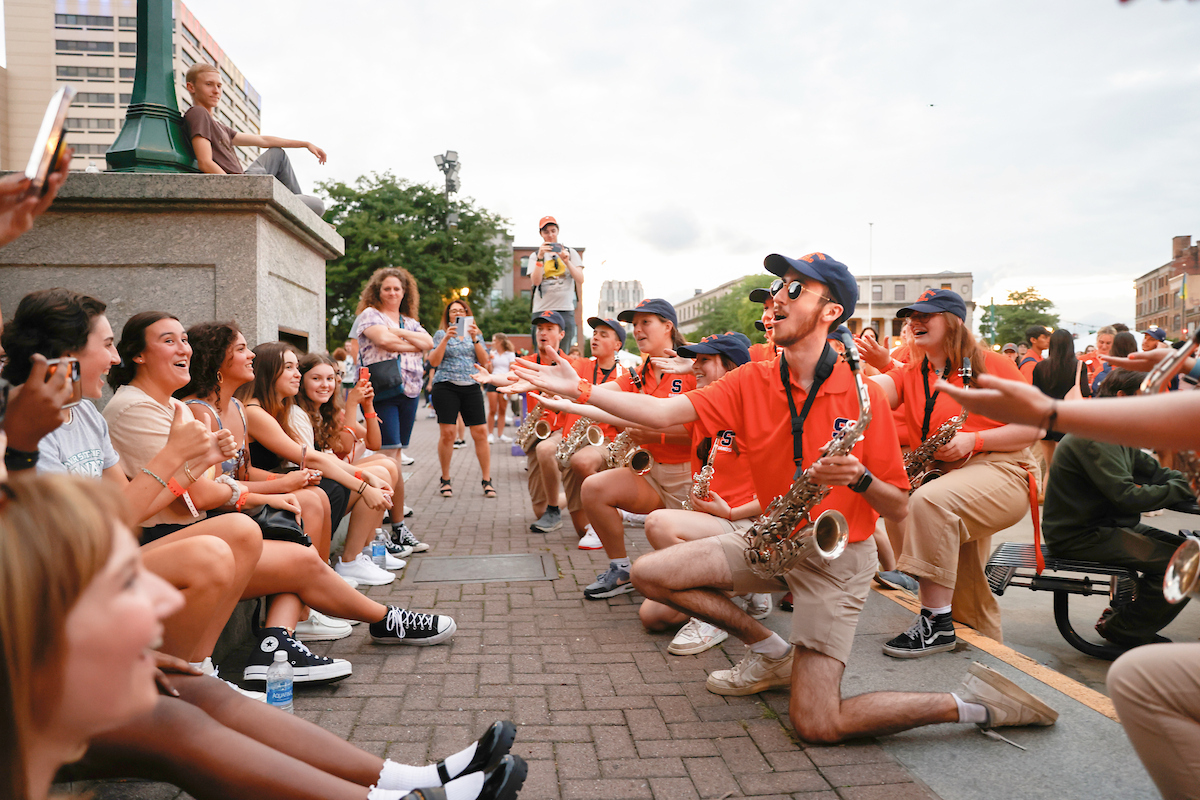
[371,528,388,568]
[265,650,294,714]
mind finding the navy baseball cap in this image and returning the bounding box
[587,316,627,345]
[897,289,967,321]
[618,298,678,328]
[762,252,858,325]
[531,310,565,329]
[1141,328,1166,342]
[678,332,752,367]
[748,287,772,304]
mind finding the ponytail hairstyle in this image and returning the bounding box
[296,352,343,452]
[0,288,106,385]
[108,311,179,390]
[234,342,297,442]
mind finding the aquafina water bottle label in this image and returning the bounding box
[266,680,293,707]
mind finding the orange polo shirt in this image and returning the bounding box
[749,342,780,363]
[687,358,908,543]
[684,424,757,510]
[518,349,575,432]
[561,357,626,439]
[894,350,1024,442]
[1018,351,1042,382]
[613,361,696,464]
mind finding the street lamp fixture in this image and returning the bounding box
[461,286,471,297]
[434,150,462,229]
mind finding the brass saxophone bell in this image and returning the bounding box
[534,419,553,440]
[624,447,653,475]
[810,510,849,560]
[584,425,605,447]
[1165,537,1200,604]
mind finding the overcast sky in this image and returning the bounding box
[8,1,1200,338]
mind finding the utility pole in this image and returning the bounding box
[867,222,874,334]
[433,151,460,229]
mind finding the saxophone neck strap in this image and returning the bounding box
[920,357,952,443]
[781,344,837,480]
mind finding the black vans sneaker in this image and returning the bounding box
[882,609,956,658]
[370,605,457,645]
[243,627,353,684]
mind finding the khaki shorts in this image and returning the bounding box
[714,516,755,535]
[562,443,607,513]
[526,432,563,512]
[718,532,877,665]
[642,460,693,510]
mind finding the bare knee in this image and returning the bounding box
[470,426,487,442]
[186,536,237,591]
[789,710,846,746]
[630,550,674,598]
[644,510,677,550]
[223,514,264,563]
[639,599,685,631]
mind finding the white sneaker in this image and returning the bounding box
[706,648,793,696]
[362,546,407,571]
[488,433,496,444]
[958,662,1059,728]
[426,408,437,419]
[334,553,396,586]
[620,509,647,527]
[199,657,267,701]
[400,452,415,466]
[295,609,353,642]
[578,526,603,550]
[668,618,729,656]
[745,593,773,620]
[404,505,414,517]
[499,434,513,443]
[338,573,359,589]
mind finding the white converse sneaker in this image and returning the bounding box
[706,648,793,696]
[578,526,603,550]
[334,553,396,586]
[668,618,729,656]
[295,609,353,642]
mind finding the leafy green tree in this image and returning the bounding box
[477,295,531,339]
[977,288,1059,347]
[690,274,775,344]
[319,172,510,344]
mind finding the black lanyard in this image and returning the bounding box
[629,361,648,392]
[780,344,837,479]
[920,357,951,442]
[593,360,617,385]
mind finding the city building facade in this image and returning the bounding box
[598,279,644,321]
[1135,235,1200,339]
[1,0,261,172]
[675,277,744,336]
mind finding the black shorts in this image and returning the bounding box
[318,476,352,526]
[432,381,487,427]
[139,522,189,544]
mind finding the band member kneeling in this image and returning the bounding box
[514,252,1058,743]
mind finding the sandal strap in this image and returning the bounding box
[440,478,452,486]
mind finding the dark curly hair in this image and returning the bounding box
[175,321,240,400]
[296,352,343,452]
[107,311,179,390]
[0,288,106,385]
[355,267,420,319]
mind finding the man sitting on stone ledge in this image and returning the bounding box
[183,62,327,216]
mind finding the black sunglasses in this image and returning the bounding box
[769,278,830,303]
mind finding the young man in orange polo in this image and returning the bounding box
[513,252,1058,743]
[1019,325,1051,380]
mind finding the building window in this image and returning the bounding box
[68,142,110,154]
[872,285,882,302]
[119,16,137,29]
[894,285,905,302]
[220,67,235,87]
[55,14,113,27]
[181,49,196,68]
[74,92,115,104]
[941,283,952,290]
[202,48,218,66]
[120,94,132,104]
[218,110,234,127]
[66,118,116,130]
[58,66,115,79]
[519,256,530,276]
[119,42,137,53]
[181,24,201,49]
[120,68,135,79]
[56,40,115,53]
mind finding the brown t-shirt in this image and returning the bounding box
[184,105,243,174]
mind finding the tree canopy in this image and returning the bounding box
[477,295,531,340]
[690,274,775,344]
[977,287,1060,346]
[319,172,510,344]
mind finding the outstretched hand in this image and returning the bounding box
[536,394,573,413]
[935,373,1053,428]
[853,334,892,371]
[509,345,581,397]
[649,349,693,374]
[1101,348,1170,374]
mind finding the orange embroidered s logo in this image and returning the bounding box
[917,289,937,303]
[799,252,829,263]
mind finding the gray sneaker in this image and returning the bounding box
[584,562,633,599]
[530,507,562,532]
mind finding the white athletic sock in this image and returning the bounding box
[923,605,952,617]
[952,692,989,724]
[443,770,486,800]
[613,557,631,569]
[189,661,205,671]
[441,741,478,780]
[748,632,791,660]
[377,736,479,792]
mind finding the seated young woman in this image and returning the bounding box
[0,289,257,685]
[104,313,457,688]
[1,474,526,800]
[238,343,401,587]
[178,322,353,643]
[297,352,424,562]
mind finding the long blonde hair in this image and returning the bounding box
[0,477,127,800]
[904,312,990,383]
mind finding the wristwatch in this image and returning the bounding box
[849,467,874,494]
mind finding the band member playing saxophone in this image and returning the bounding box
[860,289,1040,655]
[514,253,1057,743]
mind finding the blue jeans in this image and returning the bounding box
[375,392,419,449]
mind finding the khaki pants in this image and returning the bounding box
[897,449,1036,643]
[1109,643,1200,799]
[526,432,563,512]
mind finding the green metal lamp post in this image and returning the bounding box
[106,0,197,172]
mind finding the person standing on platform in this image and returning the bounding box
[529,216,584,352]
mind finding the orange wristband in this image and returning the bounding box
[364,412,377,420]
[659,433,666,445]
[972,432,986,455]
[577,379,593,405]
[167,477,187,497]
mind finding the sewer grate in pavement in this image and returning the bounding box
[406,553,558,584]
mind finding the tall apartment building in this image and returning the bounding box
[1,0,261,171]
[597,279,644,320]
[1135,235,1200,339]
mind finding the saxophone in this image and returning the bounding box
[903,357,972,492]
[556,417,605,469]
[742,329,869,579]
[515,402,553,453]
[604,430,653,474]
[682,436,721,511]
